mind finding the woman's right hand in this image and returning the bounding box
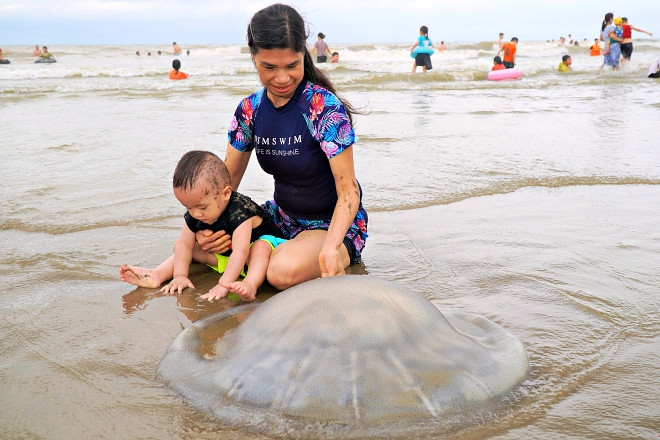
[196,229,232,254]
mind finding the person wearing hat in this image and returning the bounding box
[311,32,331,63]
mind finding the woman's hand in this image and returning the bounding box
[319,246,346,278]
[195,229,232,254]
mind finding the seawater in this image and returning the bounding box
[1,41,659,439]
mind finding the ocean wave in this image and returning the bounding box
[368,177,660,212]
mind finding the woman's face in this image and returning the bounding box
[252,48,304,108]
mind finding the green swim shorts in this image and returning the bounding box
[207,234,286,276]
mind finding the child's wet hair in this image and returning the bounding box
[173,151,231,194]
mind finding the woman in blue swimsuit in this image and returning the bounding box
[195,4,368,291]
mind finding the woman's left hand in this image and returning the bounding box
[319,247,346,277]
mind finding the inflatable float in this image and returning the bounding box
[487,67,523,81]
[410,45,434,59]
[35,58,57,64]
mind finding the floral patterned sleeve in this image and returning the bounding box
[299,83,357,159]
[228,89,264,152]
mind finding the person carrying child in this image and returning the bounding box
[119,150,285,302]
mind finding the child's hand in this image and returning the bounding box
[201,283,229,302]
[160,276,194,295]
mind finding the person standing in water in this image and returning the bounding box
[410,25,434,73]
[620,17,653,63]
[311,32,331,63]
[496,37,518,69]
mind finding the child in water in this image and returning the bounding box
[411,25,434,73]
[558,55,572,72]
[119,151,285,302]
[492,56,505,71]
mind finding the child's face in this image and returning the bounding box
[174,179,231,225]
[565,57,572,66]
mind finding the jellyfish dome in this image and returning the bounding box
[156,275,530,438]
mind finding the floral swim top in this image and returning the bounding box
[228,80,361,220]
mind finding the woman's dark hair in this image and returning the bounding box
[172,59,181,71]
[420,26,428,37]
[247,3,361,124]
[602,12,613,31]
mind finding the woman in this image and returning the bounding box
[600,13,622,70]
[311,32,332,63]
[195,3,368,290]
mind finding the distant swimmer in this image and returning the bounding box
[438,41,447,50]
[169,59,188,80]
[331,51,339,63]
[497,32,504,50]
[587,39,601,56]
[34,45,57,63]
[32,45,41,56]
[40,46,53,59]
[0,48,10,64]
[557,55,573,72]
[172,42,182,55]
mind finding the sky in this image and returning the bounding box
[1,0,658,46]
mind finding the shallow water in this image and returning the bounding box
[1,41,659,439]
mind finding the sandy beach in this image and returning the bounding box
[1,41,659,438]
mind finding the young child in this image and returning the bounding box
[492,56,505,71]
[411,25,434,73]
[119,150,285,302]
[330,51,339,63]
[558,55,572,72]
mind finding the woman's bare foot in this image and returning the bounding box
[119,264,163,288]
[228,280,258,302]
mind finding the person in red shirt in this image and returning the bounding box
[620,17,653,62]
[496,37,518,68]
[491,56,505,71]
[169,59,188,80]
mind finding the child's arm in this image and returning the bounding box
[201,217,259,301]
[160,225,196,295]
[631,25,653,37]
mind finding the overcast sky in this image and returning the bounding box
[1,0,658,45]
